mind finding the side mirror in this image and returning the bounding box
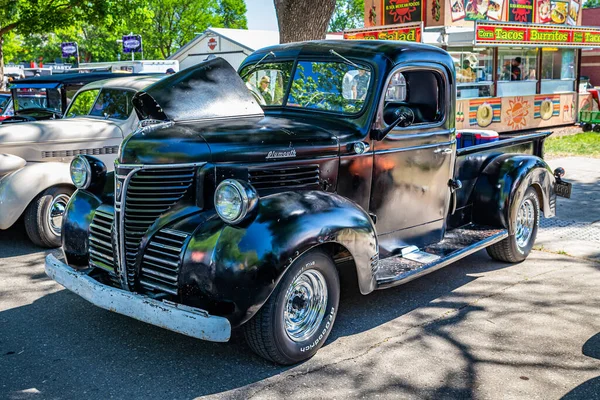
[371,106,414,141]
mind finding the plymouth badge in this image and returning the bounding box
[266,149,296,160]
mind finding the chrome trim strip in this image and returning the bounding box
[373,139,457,155]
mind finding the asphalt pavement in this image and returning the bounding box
[0,157,599,400]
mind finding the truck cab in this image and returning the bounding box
[45,41,570,365]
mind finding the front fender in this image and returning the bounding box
[0,162,72,230]
[180,191,378,327]
[472,154,555,234]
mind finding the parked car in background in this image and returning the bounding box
[0,74,163,247]
[45,43,570,365]
[2,72,121,122]
[0,93,11,121]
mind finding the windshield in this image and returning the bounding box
[13,88,62,113]
[241,62,294,106]
[0,94,10,110]
[66,88,134,120]
[240,60,372,115]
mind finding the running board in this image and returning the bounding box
[375,224,508,290]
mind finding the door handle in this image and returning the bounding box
[434,148,452,154]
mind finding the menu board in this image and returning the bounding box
[383,0,424,24]
[536,0,569,24]
[451,0,504,21]
[567,0,579,26]
[508,0,534,23]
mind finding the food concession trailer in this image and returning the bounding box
[345,0,600,133]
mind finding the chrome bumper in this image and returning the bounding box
[45,254,231,342]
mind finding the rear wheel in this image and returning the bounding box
[243,250,340,365]
[594,124,600,133]
[487,186,540,263]
[24,186,74,248]
[583,123,593,132]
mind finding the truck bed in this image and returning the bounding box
[450,131,552,229]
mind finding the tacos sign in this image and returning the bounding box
[475,22,600,47]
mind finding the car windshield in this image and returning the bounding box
[66,88,134,120]
[0,94,10,110]
[13,88,62,113]
[240,60,372,115]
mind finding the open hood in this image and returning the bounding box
[132,57,264,122]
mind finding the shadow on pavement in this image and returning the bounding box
[2,251,596,399]
[0,222,50,259]
[561,332,600,399]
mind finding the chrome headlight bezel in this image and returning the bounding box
[70,155,92,189]
[214,179,258,224]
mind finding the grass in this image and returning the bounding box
[545,132,600,158]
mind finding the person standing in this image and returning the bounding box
[511,57,522,81]
[259,76,273,105]
[351,69,369,100]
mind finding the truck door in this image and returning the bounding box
[370,65,455,253]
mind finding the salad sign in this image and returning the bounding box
[508,0,533,23]
[122,35,142,53]
[61,42,78,58]
[475,22,600,47]
[383,0,423,24]
[344,22,423,42]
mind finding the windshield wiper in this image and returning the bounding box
[241,51,276,79]
[329,49,360,69]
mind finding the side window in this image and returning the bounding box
[241,62,294,106]
[89,89,134,120]
[65,89,99,118]
[382,69,443,128]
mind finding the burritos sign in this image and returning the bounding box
[344,22,422,42]
[475,22,600,47]
[122,35,142,53]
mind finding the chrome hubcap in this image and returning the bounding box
[48,194,71,236]
[515,198,535,248]
[284,269,328,342]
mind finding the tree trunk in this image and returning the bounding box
[0,35,4,91]
[274,0,336,43]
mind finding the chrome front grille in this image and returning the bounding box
[88,208,115,273]
[140,229,190,295]
[248,165,320,194]
[120,166,196,289]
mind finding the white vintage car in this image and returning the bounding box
[0,74,163,247]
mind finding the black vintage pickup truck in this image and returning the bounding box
[45,41,570,365]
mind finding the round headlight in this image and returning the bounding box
[214,179,258,224]
[70,156,91,189]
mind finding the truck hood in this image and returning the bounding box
[0,117,122,147]
[132,57,263,123]
[119,116,339,165]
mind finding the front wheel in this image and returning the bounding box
[24,186,74,248]
[487,186,540,263]
[582,123,593,132]
[243,250,340,365]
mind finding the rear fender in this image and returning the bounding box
[472,154,555,234]
[181,191,378,327]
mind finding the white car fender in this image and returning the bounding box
[0,162,72,230]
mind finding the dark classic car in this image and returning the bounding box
[3,72,121,122]
[45,41,570,365]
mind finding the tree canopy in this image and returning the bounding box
[329,0,364,32]
[2,0,247,65]
[584,0,600,8]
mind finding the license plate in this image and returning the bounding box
[555,181,572,198]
